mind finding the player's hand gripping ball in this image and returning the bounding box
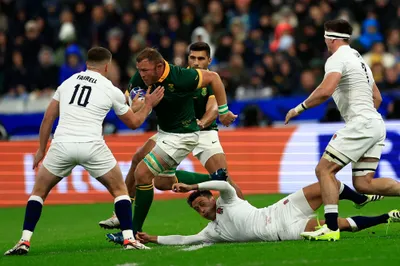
[130,87,146,101]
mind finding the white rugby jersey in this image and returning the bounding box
[157,181,279,245]
[325,45,381,123]
[52,70,129,142]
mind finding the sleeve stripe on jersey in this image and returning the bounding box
[195,69,203,89]
[208,95,215,98]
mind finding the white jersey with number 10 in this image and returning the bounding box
[52,70,129,143]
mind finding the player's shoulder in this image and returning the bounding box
[170,63,198,77]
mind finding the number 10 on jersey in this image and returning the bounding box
[69,84,92,107]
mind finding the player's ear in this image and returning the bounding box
[104,63,108,73]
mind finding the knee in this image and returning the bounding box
[134,163,153,184]
[131,153,143,169]
[315,164,325,179]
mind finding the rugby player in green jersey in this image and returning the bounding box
[100,44,238,242]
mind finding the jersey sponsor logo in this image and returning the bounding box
[201,87,207,96]
[217,207,223,214]
[168,84,175,92]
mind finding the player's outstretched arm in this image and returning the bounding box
[285,72,341,124]
[33,99,60,169]
[198,70,237,127]
[372,83,382,109]
[197,95,218,129]
[173,181,237,204]
[117,86,164,129]
[136,232,209,245]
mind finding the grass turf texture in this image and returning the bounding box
[1,194,400,266]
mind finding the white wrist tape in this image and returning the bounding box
[294,102,308,114]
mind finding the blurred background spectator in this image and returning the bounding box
[0,0,398,129]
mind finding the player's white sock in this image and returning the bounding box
[122,230,135,240]
[21,230,33,242]
[339,182,345,194]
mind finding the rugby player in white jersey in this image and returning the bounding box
[4,47,164,255]
[134,181,400,245]
[285,19,400,241]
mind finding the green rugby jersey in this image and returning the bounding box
[193,85,218,131]
[128,62,202,133]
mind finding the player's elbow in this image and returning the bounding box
[127,117,141,130]
[374,94,382,107]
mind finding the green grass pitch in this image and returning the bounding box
[1,194,400,266]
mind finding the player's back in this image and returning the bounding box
[53,70,124,143]
[204,197,279,242]
[328,45,381,122]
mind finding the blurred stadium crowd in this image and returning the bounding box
[0,0,399,106]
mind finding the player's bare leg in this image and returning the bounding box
[97,164,148,250]
[5,167,61,256]
[314,157,343,237]
[353,157,400,196]
[99,138,155,230]
[125,138,156,199]
[301,145,353,242]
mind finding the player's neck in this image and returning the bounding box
[87,66,106,77]
[332,43,349,54]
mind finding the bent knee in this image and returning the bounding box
[134,163,154,184]
[131,153,144,169]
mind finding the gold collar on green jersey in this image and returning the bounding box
[158,60,170,82]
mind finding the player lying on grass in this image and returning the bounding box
[135,180,396,244]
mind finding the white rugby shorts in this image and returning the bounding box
[42,141,117,178]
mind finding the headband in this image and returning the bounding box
[324,31,351,39]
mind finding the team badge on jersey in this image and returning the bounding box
[201,87,207,96]
[168,84,175,92]
[217,207,223,214]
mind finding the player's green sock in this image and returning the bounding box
[133,184,153,233]
[175,170,210,185]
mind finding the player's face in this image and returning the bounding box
[136,59,161,86]
[191,196,216,220]
[188,50,211,70]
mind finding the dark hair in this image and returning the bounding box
[187,190,213,207]
[87,47,112,63]
[324,19,353,40]
[189,42,211,57]
[136,47,164,64]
